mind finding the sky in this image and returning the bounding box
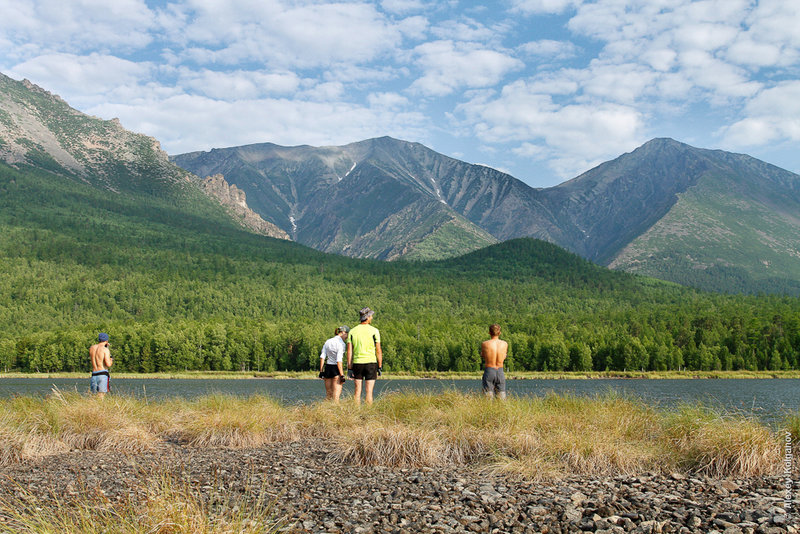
[1,0,799,188]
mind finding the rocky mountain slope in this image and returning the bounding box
[599,140,800,292]
[172,138,505,260]
[174,137,800,292]
[0,73,284,239]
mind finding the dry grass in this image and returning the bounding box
[326,392,667,479]
[0,472,281,533]
[664,405,784,477]
[0,389,164,465]
[165,394,300,448]
[0,389,786,479]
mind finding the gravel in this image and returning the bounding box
[0,439,797,533]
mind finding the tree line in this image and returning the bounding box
[3,307,797,373]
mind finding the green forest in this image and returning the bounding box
[1,161,799,374]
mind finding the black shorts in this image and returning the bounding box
[351,362,378,381]
[323,364,341,379]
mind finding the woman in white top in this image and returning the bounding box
[319,325,349,402]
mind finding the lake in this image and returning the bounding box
[0,377,797,424]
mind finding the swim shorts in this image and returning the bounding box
[351,362,378,381]
[482,367,506,399]
[323,363,342,379]
[90,371,109,393]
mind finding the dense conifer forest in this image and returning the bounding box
[1,162,799,373]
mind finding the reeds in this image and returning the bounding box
[0,389,788,479]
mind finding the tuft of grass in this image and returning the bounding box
[166,394,299,448]
[0,472,282,533]
[664,405,782,478]
[0,389,162,464]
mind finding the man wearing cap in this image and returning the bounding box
[319,325,349,402]
[89,333,113,399]
[346,307,382,405]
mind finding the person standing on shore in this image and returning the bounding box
[89,333,113,399]
[346,307,382,405]
[481,324,507,400]
[319,325,349,402]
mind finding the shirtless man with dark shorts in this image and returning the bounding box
[481,324,508,399]
[89,333,113,399]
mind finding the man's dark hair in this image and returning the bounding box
[489,324,501,336]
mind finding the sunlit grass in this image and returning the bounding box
[0,472,282,533]
[0,390,788,479]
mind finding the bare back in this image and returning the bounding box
[89,343,112,372]
[481,338,508,369]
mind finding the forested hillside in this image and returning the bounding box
[1,161,799,374]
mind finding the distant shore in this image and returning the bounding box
[2,369,800,380]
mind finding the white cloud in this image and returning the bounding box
[368,92,409,110]
[87,93,431,155]
[580,62,658,104]
[410,40,523,96]
[7,53,153,99]
[177,69,302,99]
[458,80,644,179]
[676,50,761,99]
[725,39,784,68]
[381,0,426,15]
[509,0,581,15]
[396,15,430,40]
[165,1,406,69]
[518,40,578,61]
[722,81,800,146]
[430,19,497,42]
[0,0,155,56]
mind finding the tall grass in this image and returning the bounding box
[0,389,789,479]
[0,472,282,533]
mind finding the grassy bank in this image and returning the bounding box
[0,391,793,480]
[3,370,800,380]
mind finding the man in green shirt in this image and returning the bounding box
[347,307,382,404]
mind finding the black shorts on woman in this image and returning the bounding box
[323,363,342,379]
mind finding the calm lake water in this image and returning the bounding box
[1,377,798,423]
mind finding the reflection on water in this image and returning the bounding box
[0,377,797,424]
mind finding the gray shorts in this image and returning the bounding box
[482,367,506,399]
[90,372,109,393]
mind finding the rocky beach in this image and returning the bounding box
[0,438,795,533]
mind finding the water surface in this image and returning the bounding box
[1,377,797,423]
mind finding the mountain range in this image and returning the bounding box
[2,72,799,294]
[173,136,800,294]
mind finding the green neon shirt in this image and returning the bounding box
[348,324,381,364]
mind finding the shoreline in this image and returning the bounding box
[2,370,800,380]
[0,439,795,533]
[0,392,796,531]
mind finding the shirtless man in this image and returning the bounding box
[89,333,113,399]
[480,324,508,399]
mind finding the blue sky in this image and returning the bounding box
[1,0,798,187]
